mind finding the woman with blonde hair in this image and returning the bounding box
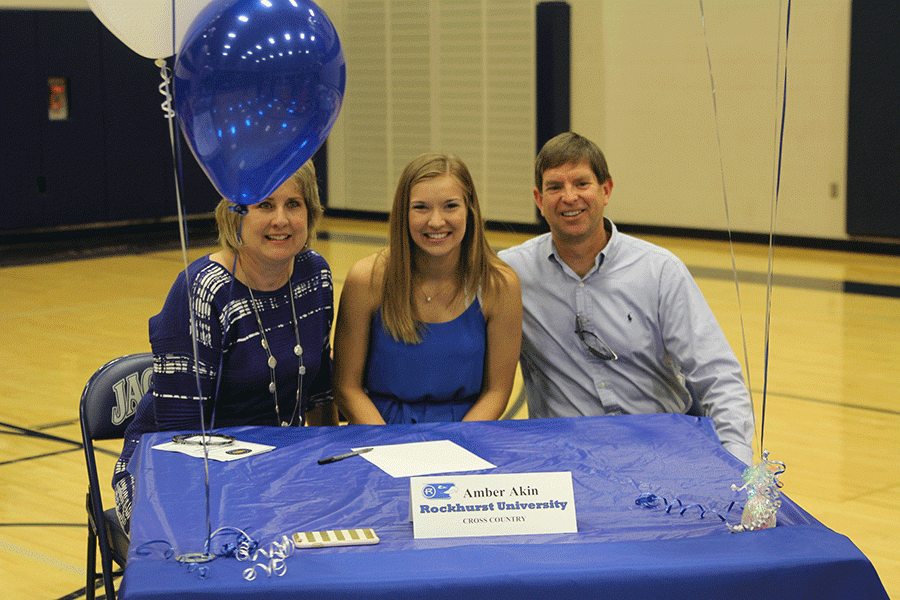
[112,160,337,531]
[334,153,522,424]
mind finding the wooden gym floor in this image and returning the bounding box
[1,216,897,599]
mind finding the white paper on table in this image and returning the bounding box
[152,439,275,462]
[353,439,496,478]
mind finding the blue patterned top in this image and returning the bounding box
[113,251,333,522]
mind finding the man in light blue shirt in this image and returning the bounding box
[498,132,754,464]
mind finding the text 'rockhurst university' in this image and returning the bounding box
[419,485,569,514]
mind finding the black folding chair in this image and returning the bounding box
[79,353,153,600]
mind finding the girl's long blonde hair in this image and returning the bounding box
[380,153,506,343]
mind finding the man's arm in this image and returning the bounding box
[658,259,755,465]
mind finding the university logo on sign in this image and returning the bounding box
[422,483,456,499]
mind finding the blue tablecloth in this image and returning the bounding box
[119,414,888,600]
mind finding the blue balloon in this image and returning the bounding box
[175,0,345,205]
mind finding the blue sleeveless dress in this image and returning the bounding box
[365,299,486,423]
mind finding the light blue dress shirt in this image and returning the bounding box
[499,219,754,465]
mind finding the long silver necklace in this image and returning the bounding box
[245,282,305,427]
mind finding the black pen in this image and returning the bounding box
[318,447,374,465]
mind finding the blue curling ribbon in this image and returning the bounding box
[636,492,732,522]
[133,527,268,582]
[218,533,258,559]
[760,449,786,488]
[133,540,175,559]
[635,492,662,508]
[185,561,211,579]
[227,203,249,215]
[210,526,260,560]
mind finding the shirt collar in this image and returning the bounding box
[600,218,618,264]
[545,218,617,278]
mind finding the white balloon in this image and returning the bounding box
[87,0,211,59]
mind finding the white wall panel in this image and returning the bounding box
[327,0,537,223]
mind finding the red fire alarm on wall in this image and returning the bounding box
[48,77,68,121]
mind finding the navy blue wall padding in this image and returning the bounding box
[0,11,41,231]
[536,1,571,153]
[0,10,221,234]
[534,1,571,230]
[846,1,900,239]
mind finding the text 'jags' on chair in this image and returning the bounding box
[80,353,153,600]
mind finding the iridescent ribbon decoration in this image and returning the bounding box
[727,450,786,532]
[634,450,786,532]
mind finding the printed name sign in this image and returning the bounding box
[410,472,577,539]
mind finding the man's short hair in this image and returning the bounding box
[535,132,611,190]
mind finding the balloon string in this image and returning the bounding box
[156,57,214,557]
[697,1,758,454]
[209,218,246,432]
[154,58,176,119]
[171,0,177,58]
[761,0,791,455]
